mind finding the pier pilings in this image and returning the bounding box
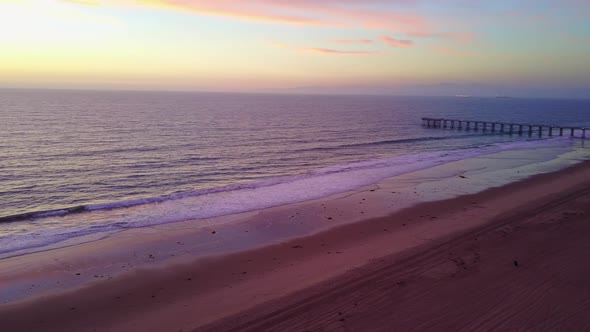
[421,118,587,139]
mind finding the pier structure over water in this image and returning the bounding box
[421,118,588,138]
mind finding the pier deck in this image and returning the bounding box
[421,117,587,138]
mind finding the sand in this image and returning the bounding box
[2,161,590,331]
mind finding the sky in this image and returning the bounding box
[0,0,589,97]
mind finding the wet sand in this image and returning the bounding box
[2,161,590,331]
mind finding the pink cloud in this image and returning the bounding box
[136,0,328,26]
[133,0,432,34]
[304,47,377,55]
[381,36,414,48]
[63,0,470,47]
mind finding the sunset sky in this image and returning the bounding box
[0,0,589,97]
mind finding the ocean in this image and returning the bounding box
[1,89,590,257]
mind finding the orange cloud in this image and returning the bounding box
[137,0,328,26]
[381,36,413,48]
[61,0,101,5]
[270,41,377,55]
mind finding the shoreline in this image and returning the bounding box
[0,145,585,303]
[0,136,580,260]
[2,158,590,331]
[200,165,590,331]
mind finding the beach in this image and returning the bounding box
[2,157,590,331]
[3,0,590,330]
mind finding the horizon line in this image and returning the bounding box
[2,87,589,101]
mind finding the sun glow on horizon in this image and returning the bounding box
[0,0,589,97]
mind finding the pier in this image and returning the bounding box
[421,118,588,138]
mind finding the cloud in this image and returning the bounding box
[270,41,377,55]
[380,36,413,47]
[61,0,101,5]
[59,0,469,47]
[333,39,373,44]
[131,0,432,34]
[304,47,377,55]
[134,0,328,26]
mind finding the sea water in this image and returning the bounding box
[1,89,589,257]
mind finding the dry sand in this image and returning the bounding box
[2,161,590,331]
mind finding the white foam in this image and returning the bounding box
[0,137,577,257]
